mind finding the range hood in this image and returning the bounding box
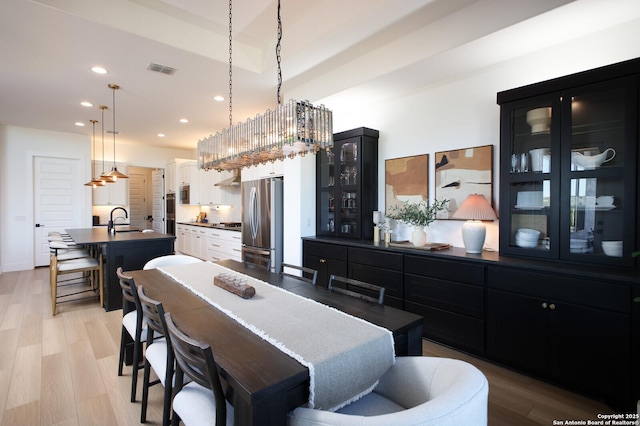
[215,169,241,187]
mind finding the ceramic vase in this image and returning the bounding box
[411,226,426,247]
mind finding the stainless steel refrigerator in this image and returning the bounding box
[242,177,283,273]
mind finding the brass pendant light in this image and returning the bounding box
[97,105,115,184]
[101,83,128,181]
[84,119,106,187]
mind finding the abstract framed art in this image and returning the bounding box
[434,145,493,219]
[385,154,429,212]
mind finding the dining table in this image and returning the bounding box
[127,259,423,426]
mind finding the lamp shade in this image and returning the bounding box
[452,194,497,221]
[452,194,497,254]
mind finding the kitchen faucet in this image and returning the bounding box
[107,207,128,234]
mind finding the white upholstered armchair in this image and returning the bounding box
[288,357,488,426]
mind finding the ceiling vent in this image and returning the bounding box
[147,63,177,75]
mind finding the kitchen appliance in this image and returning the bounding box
[166,193,175,235]
[179,184,190,204]
[242,178,283,273]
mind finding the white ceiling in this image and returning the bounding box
[1,0,639,150]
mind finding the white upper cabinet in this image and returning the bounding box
[92,162,128,206]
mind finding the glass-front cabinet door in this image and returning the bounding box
[316,127,378,240]
[499,75,637,267]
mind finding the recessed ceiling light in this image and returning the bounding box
[158,133,166,137]
[80,101,93,107]
[75,122,85,127]
[91,66,108,74]
[214,95,224,102]
[179,118,189,124]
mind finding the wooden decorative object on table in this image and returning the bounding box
[214,273,256,299]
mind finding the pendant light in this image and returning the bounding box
[102,83,128,181]
[97,105,115,184]
[84,119,106,187]
[197,0,333,171]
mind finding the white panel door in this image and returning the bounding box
[151,169,164,233]
[129,172,147,229]
[33,156,83,267]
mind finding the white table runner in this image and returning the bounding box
[158,261,395,410]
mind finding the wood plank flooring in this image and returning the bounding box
[0,267,618,425]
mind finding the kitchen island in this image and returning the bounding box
[65,228,175,311]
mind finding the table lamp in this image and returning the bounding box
[452,194,497,253]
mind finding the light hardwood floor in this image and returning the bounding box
[0,267,616,425]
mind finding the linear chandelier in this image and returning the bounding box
[197,0,333,172]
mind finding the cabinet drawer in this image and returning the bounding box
[487,266,630,313]
[303,241,347,260]
[405,255,484,286]
[349,247,402,270]
[349,263,403,303]
[405,273,484,318]
[405,301,484,353]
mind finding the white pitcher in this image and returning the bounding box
[571,148,616,169]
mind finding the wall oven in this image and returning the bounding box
[166,193,176,235]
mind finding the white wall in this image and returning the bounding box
[327,19,640,250]
[0,125,195,272]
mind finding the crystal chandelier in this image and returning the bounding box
[197,0,333,172]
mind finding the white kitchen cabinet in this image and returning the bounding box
[207,228,242,262]
[199,169,216,206]
[178,162,201,205]
[176,224,188,254]
[165,162,176,193]
[241,160,284,182]
[92,162,128,206]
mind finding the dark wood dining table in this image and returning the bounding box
[127,259,423,426]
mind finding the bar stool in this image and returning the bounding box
[49,241,103,315]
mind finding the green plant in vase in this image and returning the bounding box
[386,199,448,246]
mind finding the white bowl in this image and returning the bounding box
[602,241,622,257]
[515,238,538,248]
[516,228,540,240]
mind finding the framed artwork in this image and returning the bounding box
[434,144,493,219]
[385,154,429,213]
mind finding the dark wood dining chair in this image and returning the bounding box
[243,251,271,271]
[165,313,234,426]
[328,274,385,305]
[280,263,318,285]
[138,286,173,426]
[116,267,147,403]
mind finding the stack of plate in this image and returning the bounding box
[570,239,590,253]
[515,228,540,248]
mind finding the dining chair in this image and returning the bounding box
[49,241,103,315]
[328,274,385,305]
[288,356,489,426]
[138,286,173,426]
[143,254,202,270]
[116,267,147,402]
[243,251,271,271]
[165,312,234,426]
[280,262,318,285]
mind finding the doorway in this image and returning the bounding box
[33,156,83,267]
[128,166,164,232]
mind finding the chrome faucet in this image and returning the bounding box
[108,207,128,234]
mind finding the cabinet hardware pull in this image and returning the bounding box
[320,259,326,263]
[549,303,556,310]
[541,302,548,309]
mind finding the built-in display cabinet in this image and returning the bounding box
[316,127,378,240]
[498,58,640,267]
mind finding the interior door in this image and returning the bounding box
[129,171,147,229]
[33,156,83,267]
[151,169,164,232]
